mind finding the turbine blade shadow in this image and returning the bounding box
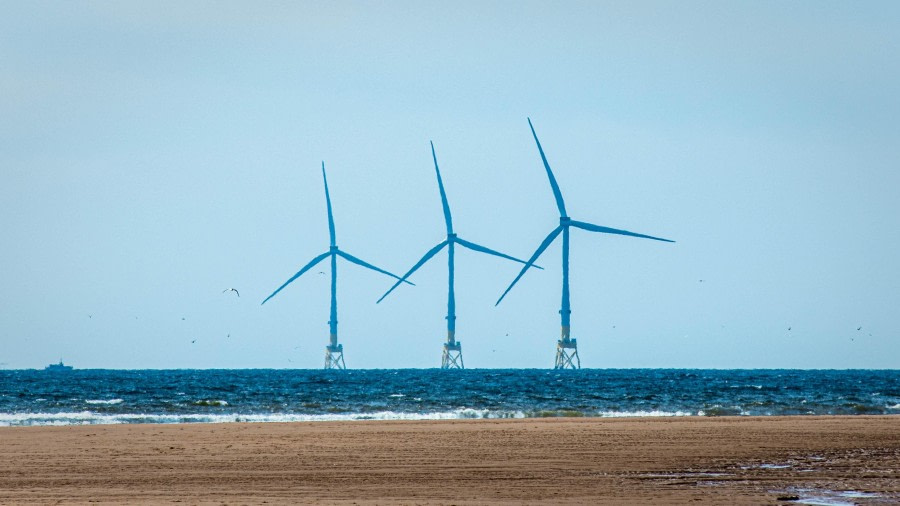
[261,251,331,305]
[431,142,454,235]
[455,237,544,270]
[337,250,414,285]
[528,118,567,217]
[377,241,448,303]
[322,163,337,247]
[496,226,563,306]
[570,220,674,243]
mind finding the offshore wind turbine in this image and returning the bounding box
[496,119,675,369]
[378,142,538,369]
[262,163,411,369]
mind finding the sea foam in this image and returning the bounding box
[0,408,714,426]
[0,408,529,427]
[2,369,898,426]
[85,399,124,405]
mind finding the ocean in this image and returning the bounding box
[1,369,898,426]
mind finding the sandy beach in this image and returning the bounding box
[1,416,898,504]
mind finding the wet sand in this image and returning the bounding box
[1,416,898,504]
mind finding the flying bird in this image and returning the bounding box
[788,326,792,331]
[222,288,240,297]
[857,326,862,331]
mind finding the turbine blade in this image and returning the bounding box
[455,237,544,270]
[496,226,562,306]
[431,141,453,234]
[528,118,568,217]
[337,250,415,285]
[322,162,336,247]
[570,220,675,243]
[376,241,448,303]
[260,251,331,305]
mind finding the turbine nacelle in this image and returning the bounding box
[502,118,676,368]
[378,141,543,368]
[496,119,674,309]
[261,163,412,370]
[378,143,540,306]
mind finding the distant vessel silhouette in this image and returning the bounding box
[44,360,73,372]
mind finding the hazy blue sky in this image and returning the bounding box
[2,1,898,369]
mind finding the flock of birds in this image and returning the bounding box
[782,324,870,340]
[78,282,872,357]
[84,288,242,346]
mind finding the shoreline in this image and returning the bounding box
[2,416,898,504]
[3,410,899,427]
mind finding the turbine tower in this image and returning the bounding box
[378,142,538,369]
[496,119,675,369]
[262,163,411,369]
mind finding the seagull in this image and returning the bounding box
[181,317,186,321]
[226,333,230,338]
[222,288,240,297]
[317,271,325,275]
[857,326,862,331]
[88,314,92,319]
[788,326,792,331]
[191,339,196,344]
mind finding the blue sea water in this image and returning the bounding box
[1,369,898,426]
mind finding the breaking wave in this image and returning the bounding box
[0,409,529,427]
[2,369,898,426]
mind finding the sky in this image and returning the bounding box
[1,1,898,369]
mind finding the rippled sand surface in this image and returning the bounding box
[1,416,898,504]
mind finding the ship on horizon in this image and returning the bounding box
[44,360,73,372]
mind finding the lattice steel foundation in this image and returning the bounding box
[441,332,463,369]
[554,326,580,369]
[324,341,345,370]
